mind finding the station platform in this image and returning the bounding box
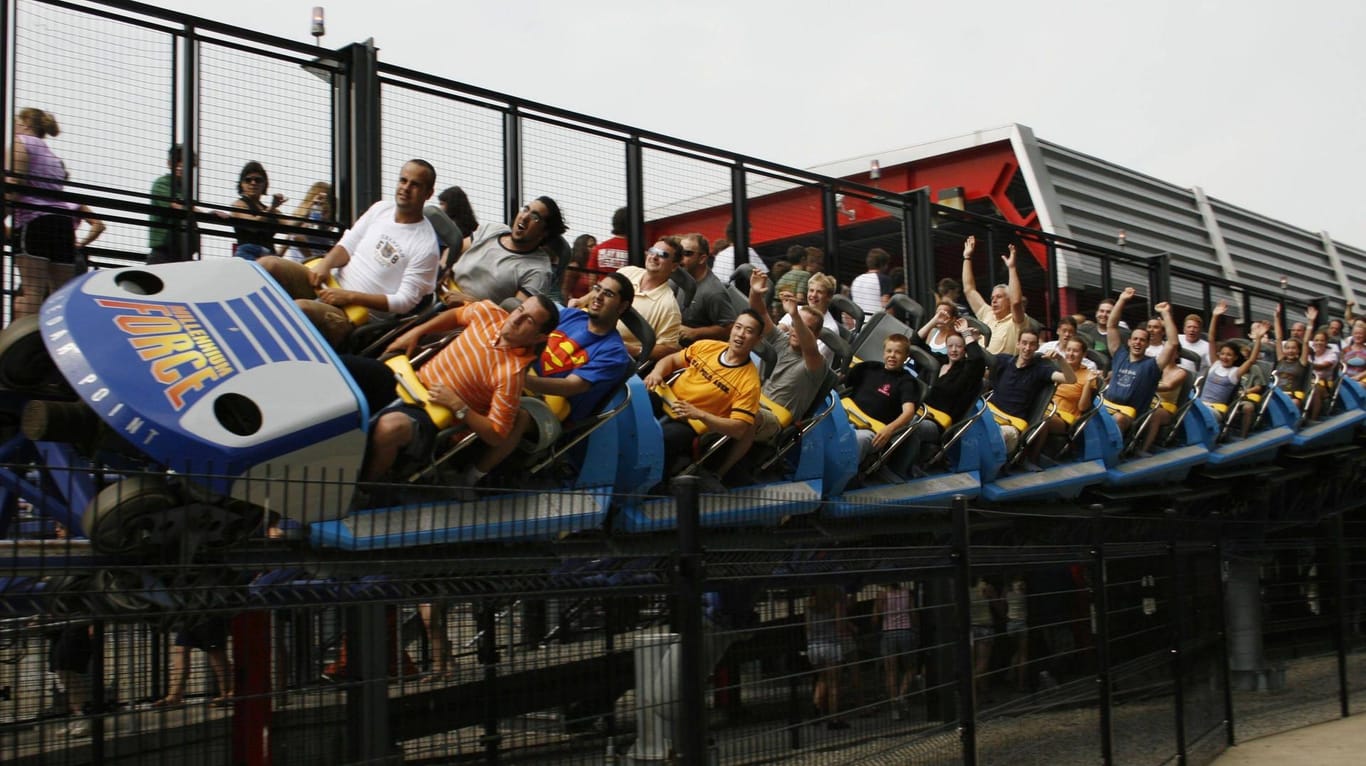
[1213,714,1366,765]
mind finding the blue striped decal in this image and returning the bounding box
[243,292,309,361]
[198,301,266,370]
[227,297,289,363]
[245,287,331,363]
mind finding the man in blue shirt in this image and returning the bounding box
[1104,287,1178,457]
[989,329,1076,471]
[531,272,635,422]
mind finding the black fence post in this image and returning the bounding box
[179,24,199,263]
[951,495,978,766]
[1213,528,1236,746]
[674,475,706,765]
[1148,253,1172,307]
[1091,505,1114,765]
[731,165,749,264]
[1168,511,1189,764]
[1333,509,1350,718]
[905,188,936,312]
[502,106,522,229]
[346,39,382,215]
[626,138,645,268]
[478,601,502,764]
[822,185,840,280]
[1046,241,1060,332]
[90,619,106,761]
[345,602,392,764]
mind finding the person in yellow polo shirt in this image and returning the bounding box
[643,309,765,478]
[961,235,1027,355]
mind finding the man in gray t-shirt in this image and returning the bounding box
[715,269,827,480]
[678,232,738,346]
[448,196,563,304]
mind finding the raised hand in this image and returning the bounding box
[749,268,769,296]
[1155,301,1171,315]
[1212,299,1228,316]
[1002,244,1017,270]
[963,235,976,259]
[1120,286,1137,302]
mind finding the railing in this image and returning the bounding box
[2,469,1364,765]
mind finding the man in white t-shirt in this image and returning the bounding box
[259,159,440,346]
[1178,313,1211,377]
[711,218,767,286]
[849,248,892,315]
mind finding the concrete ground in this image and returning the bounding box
[1213,714,1366,765]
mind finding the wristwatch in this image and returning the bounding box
[453,405,469,422]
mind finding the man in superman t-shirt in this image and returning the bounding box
[527,273,635,422]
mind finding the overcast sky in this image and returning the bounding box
[126,0,1366,249]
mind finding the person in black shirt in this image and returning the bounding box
[846,333,929,479]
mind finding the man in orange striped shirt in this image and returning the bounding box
[361,295,559,485]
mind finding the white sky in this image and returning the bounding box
[49,0,1366,253]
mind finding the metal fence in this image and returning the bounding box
[1,2,1364,765]
[3,470,1366,765]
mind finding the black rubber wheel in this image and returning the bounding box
[0,315,65,392]
[91,568,165,616]
[82,476,182,556]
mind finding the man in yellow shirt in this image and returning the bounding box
[961,235,1027,355]
[643,309,765,477]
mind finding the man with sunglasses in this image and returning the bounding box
[448,195,566,304]
[678,232,738,346]
[612,237,684,361]
[531,273,635,422]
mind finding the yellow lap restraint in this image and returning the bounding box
[306,258,370,325]
[654,384,707,434]
[1101,397,1136,420]
[841,398,885,433]
[986,402,1027,432]
[386,355,454,429]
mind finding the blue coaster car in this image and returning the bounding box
[822,397,986,519]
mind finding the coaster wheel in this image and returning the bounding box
[0,315,67,393]
[82,476,182,556]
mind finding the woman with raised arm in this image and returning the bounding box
[1273,303,1313,416]
[1202,300,1264,437]
[918,300,960,354]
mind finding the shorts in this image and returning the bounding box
[176,617,229,650]
[47,624,93,673]
[808,640,853,666]
[1006,619,1027,636]
[14,214,76,264]
[754,406,782,444]
[378,401,439,462]
[881,629,917,656]
[971,625,994,642]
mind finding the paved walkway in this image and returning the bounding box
[1213,714,1366,765]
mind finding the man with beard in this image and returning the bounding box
[449,195,566,304]
[528,273,635,422]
